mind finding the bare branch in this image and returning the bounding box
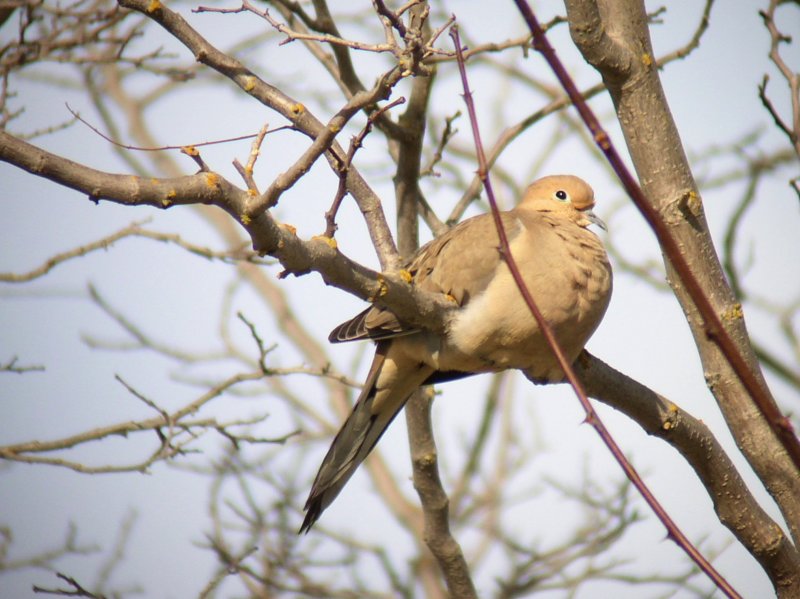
[32,572,106,598]
[0,371,267,473]
[325,97,407,238]
[196,1,397,54]
[530,0,800,535]
[233,123,271,193]
[0,356,45,373]
[406,390,476,599]
[0,523,99,573]
[0,130,460,338]
[577,351,800,592]
[117,0,402,269]
[0,221,268,284]
[759,0,800,159]
[3,1,797,596]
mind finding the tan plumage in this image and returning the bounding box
[300,175,612,532]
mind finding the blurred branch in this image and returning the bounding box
[32,572,106,598]
[0,220,268,283]
[717,144,800,393]
[0,523,98,573]
[19,513,143,598]
[0,1,180,130]
[94,511,136,593]
[655,0,713,63]
[613,133,800,393]
[198,543,259,599]
[0,370,276,473]
[449,372,506,513]
[497,477,636,597]
[196,445,415,598]
[0,356,45,373]
[759,0,800,160]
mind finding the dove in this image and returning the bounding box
[300,174,612,532]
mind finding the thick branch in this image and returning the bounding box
[560,0,800,552]
[576,352,800,594]
[406,389,478,599]
[0,131,454,338]
[0,131,241,210]
[389,24,477,595]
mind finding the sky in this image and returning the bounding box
[1,1,799,597]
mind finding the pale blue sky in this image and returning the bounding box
[1,1,798,597]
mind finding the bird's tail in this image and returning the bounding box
[300,342,407,533]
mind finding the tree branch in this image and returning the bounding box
[759,0,800,159]
[406,389,477,599]
[576,351,800,593]
[116,0,402,270]
[524,0,800,553]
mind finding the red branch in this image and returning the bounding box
[511,0,800,476]
[450,25,740,599]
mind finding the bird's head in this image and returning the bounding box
[520,175,606,230]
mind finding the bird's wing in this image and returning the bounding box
[328,212,524,343]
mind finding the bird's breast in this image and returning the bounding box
[441,225,611,379]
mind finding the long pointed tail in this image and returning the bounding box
[300,342,406,533]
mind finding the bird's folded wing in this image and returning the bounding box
[328,306,413,343]
[413,212,522,303]
[329,212,524,343]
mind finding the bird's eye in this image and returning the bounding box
[554,190,570,202]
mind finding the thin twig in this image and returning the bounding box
[374,0,408,38]
[325,97,406,237]
[32,572,106,598]
[0,355,45,373]
[196,1,396,54]
[420,110,460,178]
[233,122,270,193]
[759,0,800,159]
[180,144,210,172]
[66,103,272,151]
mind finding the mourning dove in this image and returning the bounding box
[300,174,612,532]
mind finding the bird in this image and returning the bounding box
[299,174,612,533]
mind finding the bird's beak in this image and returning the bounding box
[582,208,607,231]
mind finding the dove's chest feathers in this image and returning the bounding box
[445,212,611,372]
